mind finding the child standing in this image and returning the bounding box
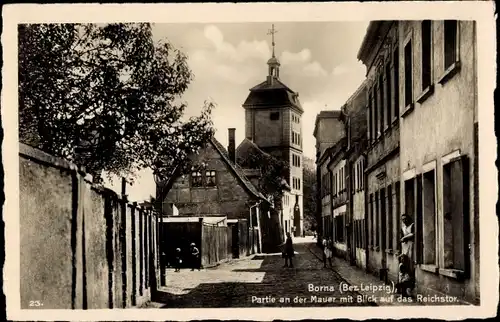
[174,248,182,272]
[190,242,200,271]
[396,254,414,297]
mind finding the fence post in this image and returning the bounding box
[199,218,203,268]
[159,214,166,287]
[120,178,127,308]
[131,202,137,306]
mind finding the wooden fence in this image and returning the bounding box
[201,220,228,267]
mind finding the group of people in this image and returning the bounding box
[313,213,416,298]
[164,242,201,272]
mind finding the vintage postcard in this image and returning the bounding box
[2,1,497,321]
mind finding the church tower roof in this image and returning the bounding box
[243,24,303,113]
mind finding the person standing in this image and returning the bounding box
[400,214,414,263]
[174,248,182,272]
[323,237,333,268]
[190,242,200,271]
[399,214,415,295]
[283,233,295,268]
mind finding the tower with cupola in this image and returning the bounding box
[241,24,304,237]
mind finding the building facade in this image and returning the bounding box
[342,82,368,269]
[327,141,348,259]
[355,20,479,304]
[242,36,304,237]
[397,20,479,304]
[313,111,344,240]
[358,21,402,284]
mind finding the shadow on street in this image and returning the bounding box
[154,239,374,308]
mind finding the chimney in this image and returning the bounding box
[228,128,236,164]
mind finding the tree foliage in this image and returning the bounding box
[302,157,318,231]
[18,23,214,182]
[237,152,289,209]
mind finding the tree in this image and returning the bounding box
[18,23,214,182]
[303,156,318,232]
[237,152,289,209]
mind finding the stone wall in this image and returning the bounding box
[19,143,159,309]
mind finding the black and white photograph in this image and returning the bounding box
[1,2,497,321]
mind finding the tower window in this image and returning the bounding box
[270,112,280,120]
[292,154,301,167]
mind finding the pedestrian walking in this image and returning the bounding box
[282,232,295,268]
[190,242,200,271]
[174,248,182,272]
[323,237,333,268]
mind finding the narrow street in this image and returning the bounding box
[155,238,377,308]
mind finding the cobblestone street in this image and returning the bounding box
[156,238,377,308]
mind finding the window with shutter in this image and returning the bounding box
[442,156,470,273]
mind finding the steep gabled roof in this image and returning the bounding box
[236,138,292,192]
[157,137,267,206]
[236,138,271,162]
[209,137,267,200]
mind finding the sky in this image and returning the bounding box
[152,21,369,159]
[105,21,369,201]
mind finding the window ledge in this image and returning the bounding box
[438,61,461,85]
[401,103,414,118]
[439,268,466,280]
[420,264,439,274]
[416,84,435,104]
[374,246,380,252]
[392,116,399,125]
[385,248,393,254]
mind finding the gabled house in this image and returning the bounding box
[156,130,281,255]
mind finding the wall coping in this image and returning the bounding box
[19,142,157,214]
